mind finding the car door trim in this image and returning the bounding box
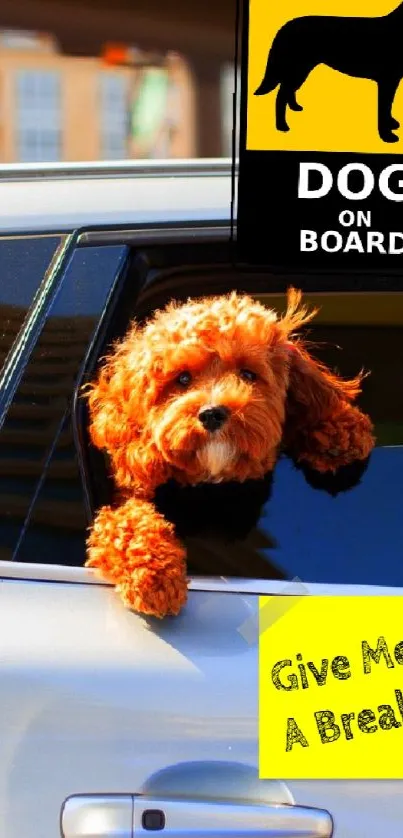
[0,560,401,597]
[77,223,231,247]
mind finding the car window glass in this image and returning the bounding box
[1,244,128,563]
[250,447,403,586]
[0,235,62,374]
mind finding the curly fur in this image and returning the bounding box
[84,288,375,618]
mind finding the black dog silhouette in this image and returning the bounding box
[255,2,403,143]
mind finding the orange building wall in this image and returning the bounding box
[0,43,196,162]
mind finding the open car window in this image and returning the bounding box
[2,230,402,588]
[75,248,403,588]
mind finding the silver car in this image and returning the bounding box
[0,160,402,838]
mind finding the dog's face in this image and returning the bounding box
[86,289,371,497]
[149,300,291,485]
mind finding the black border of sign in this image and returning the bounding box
[232,0,403,288]
[231,0,248,257]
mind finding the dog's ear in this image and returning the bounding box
[82,323,168,495]
[278,288,375,479]
[84,325,142,454]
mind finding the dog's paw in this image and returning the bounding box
[288,99,303,113]
[295,456,371,497]
[115,524,188,618]
[117,563,188,618]
[86,497,188,618]
[379,129,399,143]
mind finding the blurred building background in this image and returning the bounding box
[0,0,238,162]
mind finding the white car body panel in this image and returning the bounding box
[0,160,232,233]
[0,566,402,838]
[0,161,401,838]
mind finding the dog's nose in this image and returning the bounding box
[198,405,229,432]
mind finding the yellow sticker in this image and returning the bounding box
[248,0,403,153]
[259,595,403,779]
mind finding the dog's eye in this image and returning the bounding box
[239,368,257,383]
[176,371,192,387]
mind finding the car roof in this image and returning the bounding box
[0,159,232,235]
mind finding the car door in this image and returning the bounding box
[0,220,402,838]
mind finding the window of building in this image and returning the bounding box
[220,62,240,158]
[99,71,129,160]
[15,69,62,162]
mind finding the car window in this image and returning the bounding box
[0,235,63,374]
[4,235,403,590]
[77,251,403,588]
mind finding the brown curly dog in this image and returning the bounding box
[84,288,375,618]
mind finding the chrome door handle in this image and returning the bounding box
[62,794,332,838]
[61,795,133,838]
[134,796,333,837]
